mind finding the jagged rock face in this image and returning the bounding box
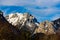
[53,18,60,30]
[0,10,3,16]
[6,13,39,33]
[53,18,60,36]
[34,21,55,35]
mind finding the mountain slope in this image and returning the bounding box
[0,11,60,40]
[0,11,22,40]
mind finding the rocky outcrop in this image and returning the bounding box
[34,20,55,35]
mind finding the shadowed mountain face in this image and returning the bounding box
[52,18,60,30]
[0,11,60,40]
[31,33,60,40]
[0,11,33,40]
[52,18,60,37]
[0,12,21,40]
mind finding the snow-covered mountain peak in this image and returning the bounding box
[6,13,39,33]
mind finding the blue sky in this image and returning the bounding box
[0,0,60,22]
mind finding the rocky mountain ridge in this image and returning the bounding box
[6,13,39,34]
[6,12,60,35]
[0,11,60,40]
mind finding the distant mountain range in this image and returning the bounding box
[0,11,60,40]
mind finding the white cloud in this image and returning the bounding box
[51,14,60,20]
[0,0,60,6]
[35,0,60,7]
[0,0,60,22]
[0,0,34,6]
[25,6,60,16]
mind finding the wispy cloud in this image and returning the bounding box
[0,0,60,6]
[0,0,60,22]
[51,14,60,20]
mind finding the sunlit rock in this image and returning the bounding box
[34,20,56,35]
